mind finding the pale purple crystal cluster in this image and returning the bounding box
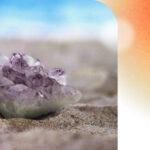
[0,53,81,118]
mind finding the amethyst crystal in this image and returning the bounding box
[0,53,81,118]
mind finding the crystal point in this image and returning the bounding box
[49,68,66,85]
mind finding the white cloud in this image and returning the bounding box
[0,17,117,51]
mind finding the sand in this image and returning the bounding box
[0,39,117,150]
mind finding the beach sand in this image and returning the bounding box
[0,39,117,150]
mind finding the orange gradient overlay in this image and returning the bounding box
[98,0,150,112]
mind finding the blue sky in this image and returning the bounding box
[0,0,117,43]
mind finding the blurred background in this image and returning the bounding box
[0,0,117,104]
